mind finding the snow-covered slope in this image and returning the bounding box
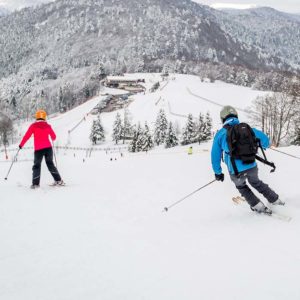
[1,75,299,300]
[29,73,268,148]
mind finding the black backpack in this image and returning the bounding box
[227,123,258,163]
[225,122,276,176]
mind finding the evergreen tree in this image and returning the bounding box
[135,123,144,152]
[122,109,132,144]
[195,112,212,144]
[141,122,154,152]
[161,64,169,78]
[58,87,66,113]
[129,124,142,152]
[90,114,105,145]
[165,122,178,148]
[84,84,90,99]
[98,62,107,80]
[181,114,196,145]
[128,128,137,152]
[0,114,13,147]
[203,112,212,141]
[196,112,205,144]
[154,109,168,145]
[112,113,122,144]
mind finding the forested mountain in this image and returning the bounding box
[0,0,275,80]
[216,7,300,70]
[0,0,299,119]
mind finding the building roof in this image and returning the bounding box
[106,76,142,82]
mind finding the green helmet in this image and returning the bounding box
[220,105,238,123]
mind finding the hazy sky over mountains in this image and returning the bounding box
[0,0,299,13]
[0,0,53,11]
[194,0,299,13]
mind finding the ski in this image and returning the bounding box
[232,196,292,222]
[49,182,66,187]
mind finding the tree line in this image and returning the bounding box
[249,80,300,146]
[89,109,213,152]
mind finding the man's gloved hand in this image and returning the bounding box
[19,145,22,149]
[215,173,224,182]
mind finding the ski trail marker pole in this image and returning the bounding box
[163,179,216,212]
[4,148,20,180]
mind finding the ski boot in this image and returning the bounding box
[251,201,272,215]
[30,184,40,189]
[51,180,65,186]
[272,198,285,206]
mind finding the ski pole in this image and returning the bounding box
[4,148,20,180]
[270,147,300,160]
[52,141,58,167]
[163,179,217,212]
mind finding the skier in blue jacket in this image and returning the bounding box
[211,105,284,213]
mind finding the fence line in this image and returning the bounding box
[1,145,128,153]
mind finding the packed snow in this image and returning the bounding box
[1,74,299,300]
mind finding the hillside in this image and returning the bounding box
[216,7,300,70]
[0,0,275,80]
[13,73,269,148]
[0,0,299,122]
[1,74,300,300]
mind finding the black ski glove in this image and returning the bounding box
[215,173,224,182]
[19,145,22,149]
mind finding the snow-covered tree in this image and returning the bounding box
[202,112,213,141]
[161,64,169,79]
[129,123,153,152]
[291,126,300,146]
[128,128,138,153]
[154,109,168,145]
[250,93,299,146]
[90,114,105,145]
[129,124,142,152]
[140,122,154,152]
[195,112,205,144]
[112,113,122,144]
[135,123,144,152]
[122,109,133,144]
[0,113,13,146]
[181,114,196,145]
[165,122,178,148]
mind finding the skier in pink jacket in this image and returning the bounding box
[19,110,64,188]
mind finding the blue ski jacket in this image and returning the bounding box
[211,117,270,175]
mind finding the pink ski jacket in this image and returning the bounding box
[19,121,56,151]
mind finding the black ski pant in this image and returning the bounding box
[32,147,61,185]
[230,166,278,207]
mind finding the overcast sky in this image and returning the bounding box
[194,0,299,13]
[0,0,53,11]
[0,0,299,13]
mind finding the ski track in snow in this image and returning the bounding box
[0,74,299,300]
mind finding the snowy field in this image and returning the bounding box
[1,74,300,300]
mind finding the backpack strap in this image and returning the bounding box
[224,124,240,177]
[230,156,240,176]
[255,139,276,173]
